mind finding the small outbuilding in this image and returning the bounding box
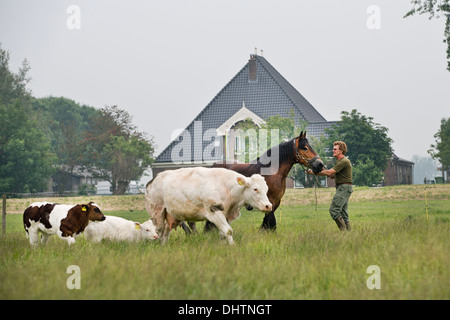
[383,154,414,186]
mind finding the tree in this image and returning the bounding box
[324,109,393,186]
[404,0,450,71]
[260,109,308,147]
[31,97,99,193]
[428,117,450,182]
[84,105,155,194]
[0,45,56,193]
[102,135,154,194]
[352,155,383,187]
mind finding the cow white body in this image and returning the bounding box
[26,202,73,245]
[23,201,105,247]
[84,215,158,242]
[145,167,272,245]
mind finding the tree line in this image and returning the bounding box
[0,45,155,195]
[1,43,447,193]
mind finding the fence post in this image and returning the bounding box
[2,194,6,235]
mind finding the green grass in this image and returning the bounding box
[1,186,449,300]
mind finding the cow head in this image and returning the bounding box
[81,202,106,222]
[136,220,159,240]
[237,174,272,212]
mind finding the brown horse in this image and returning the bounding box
[208,131,324,231]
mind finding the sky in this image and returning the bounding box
[1,0,449,163]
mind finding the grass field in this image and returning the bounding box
[1,184,449,300]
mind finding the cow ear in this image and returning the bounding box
[81,205,88,212]
[135,222,141,230]
[236,177,248,187]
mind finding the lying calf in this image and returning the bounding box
[84,215,159,242]
[23,201,105,247]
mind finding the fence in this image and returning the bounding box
[2,194,5,235]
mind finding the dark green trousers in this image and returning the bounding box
[329,184,353,222]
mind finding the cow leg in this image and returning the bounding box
[40,233,50,245]
[206,213,234,245]
[161,221,172,245]
[158,210,180,244]
[28,226,40,247]
[151,207,166,240]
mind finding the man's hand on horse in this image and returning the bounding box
[308,167,337,178]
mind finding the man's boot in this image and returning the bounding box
[345,221,351,231]
[334,216,346,231]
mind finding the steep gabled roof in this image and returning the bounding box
[156,54,329,163]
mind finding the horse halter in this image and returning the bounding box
[293,137,320,167]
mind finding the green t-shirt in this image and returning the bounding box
[333,156,352,185]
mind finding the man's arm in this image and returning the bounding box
[307,168,336,177]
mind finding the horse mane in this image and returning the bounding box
[221,136,305,177]
[253,137,297,168]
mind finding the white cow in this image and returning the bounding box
[145,167,272,245]
[84,216,159,242]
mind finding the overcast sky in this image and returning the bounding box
[1,0,449,162]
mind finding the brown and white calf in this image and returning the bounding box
[145,167,272,245]
[23,201,105,247]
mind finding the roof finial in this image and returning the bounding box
[260,49,264,57]
[254,47,258,55]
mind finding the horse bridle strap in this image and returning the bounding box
[293,138,319,165]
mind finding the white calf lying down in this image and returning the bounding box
[145,167,272,245]
[23,201,105,247]
[84,215,159,242]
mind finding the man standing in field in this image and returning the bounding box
[307,141,352,231]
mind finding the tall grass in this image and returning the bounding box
[1,186,449,300]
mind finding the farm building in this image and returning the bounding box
[49,165,101,194]
[383,154,415,186]
[152,53,414,186]
[152,53,334,178]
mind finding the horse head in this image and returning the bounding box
[295,131,325,174]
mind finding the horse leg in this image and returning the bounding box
[204,220,218,232]
[261,211,277,230]
[181,222,192,235]
[181,222,198,235]
[188,222,198,233]
[261,203,279,231]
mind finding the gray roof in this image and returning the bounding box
[307,121,338,138]
[156,54,332,163]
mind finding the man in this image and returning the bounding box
[307,141,352,231]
